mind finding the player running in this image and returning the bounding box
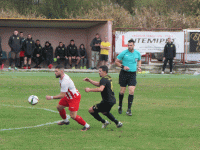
[83,65,123,129]
[46,65,90,131]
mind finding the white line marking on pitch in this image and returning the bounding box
[0,104,70,132]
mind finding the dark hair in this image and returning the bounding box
[96,33,99,35]
[20,32,23,34]
[36,39,40,42]
[99,65,108,73]
[80,44,85,49]
[128,39,135,44]
[55,65,64,70]
[59,42,63,44]
[70,39,74,42]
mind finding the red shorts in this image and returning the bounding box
[59,94,81,111]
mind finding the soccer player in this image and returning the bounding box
[84,66,123,128]
[46,65,90,131]
[115,39,141,116]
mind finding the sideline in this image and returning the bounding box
[0,104,70,132]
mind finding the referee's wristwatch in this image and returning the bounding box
[121,65,124,69]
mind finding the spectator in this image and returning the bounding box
[0,36,4,70]
[23,34,35,69]
[67,39,80,69]
[19,32,25,68]
[90,33,101,69]
[100,36,111,66]
[33,39,43,69]
[43,41,53,69]
[8,30,22,70]
[55,42,68,69]
[161,38,176,74]
[78,44,87,69]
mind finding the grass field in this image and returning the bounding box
[0,71,200,150]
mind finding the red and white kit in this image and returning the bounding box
[59,74,81,111]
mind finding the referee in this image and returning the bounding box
[115,39,141,116]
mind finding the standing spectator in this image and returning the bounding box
[55,42,68,68]
[0,36,4,70]
[100,36,111,66]
[161,38,176,74]
[90,33,101,69]
[23,34,35,69]
[33,39,43,69]
[8,30,22,70]
[78,44,87,69]
[19,32,25,68]
[67,39,80,69]
[115,39,142,116]
[43,41,54,69]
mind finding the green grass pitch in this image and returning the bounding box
[0,72,199,150]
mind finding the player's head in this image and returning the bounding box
[19,32,23,37]
[27,34,31,39]
[128,39,135,51]
[59,42,63,47]
[104,36,108,42]
[36,39,40,45]
[80,44,84,49]
[14,30,18,35]
[99,66,108,77]
[45,41,50,46]
[55,65,64,78]
[96,33,100,39]
[70,39,74,45]
[168,38,171,43]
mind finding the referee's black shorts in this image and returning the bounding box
[119,69,137,87]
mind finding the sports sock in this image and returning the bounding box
[74,115,86,126]
[128,94,134,109]
[119,93,124,107]
[59,109,66,119]
[104,113,119,125]
[84,123,90,128]
[90,112,105,123]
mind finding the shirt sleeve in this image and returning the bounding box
[138,52,141,61]
[60,81,69,92]
[100,78,107,86]
[117,51,125,60]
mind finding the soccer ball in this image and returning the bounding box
[28,95,39,105]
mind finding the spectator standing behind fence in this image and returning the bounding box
[100,36,111,66]
[67,39,80,69]
[90,33,101,69]
[8,30,22,70]
[55,42,68,69]
[43,41,54,69]
[161,38,176,74]
[23,34,35,69]
[78,44,87,69]
[0,36,4,70]
[33,39,43,69]
[19,32,25,68]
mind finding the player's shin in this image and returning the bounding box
[119,93,124,107]
[104,113,119,125]
[59,109,67,120]
[128,94,134,109]
[90,112,105,123]
[74,115,87,126]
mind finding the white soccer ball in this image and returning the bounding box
[28,95,39,105]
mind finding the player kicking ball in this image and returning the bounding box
[84,65,123,129]
[46,65,90,131]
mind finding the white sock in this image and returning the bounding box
[85,123,90,128]
[64,118,69,122]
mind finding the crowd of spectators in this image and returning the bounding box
[0,31,111,70]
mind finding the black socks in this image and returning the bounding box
[128,94,134,109]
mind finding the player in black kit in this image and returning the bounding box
[84,65,123,128]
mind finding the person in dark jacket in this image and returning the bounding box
[23,34,35,69]
[55,42,68,68]
[67,39,80,68]
[43,41,54,69]
[90,33,101,69]
[8,30,22,70]
[19,32,25,68]
[0,36,4,70]
[78,44,87,69]
[33,39,43,68]
[162,38,176,74]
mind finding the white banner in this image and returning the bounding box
[115,31,184,54]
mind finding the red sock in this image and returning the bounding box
[59,109,66,119]
[74,115,86,126]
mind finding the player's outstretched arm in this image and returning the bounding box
[46,92,65,100]
[85,85,105,93]
[83,77,100,87]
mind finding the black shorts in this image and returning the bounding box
[93,101,114,113]
[100,54,108,61]
[24,54,32,58]
[119,69,137,87]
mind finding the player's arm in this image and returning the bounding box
[46,92,65,100]
[115,58,129,70]
[85,85,105,93]
[137,59,142,72]
[83,77,100,87]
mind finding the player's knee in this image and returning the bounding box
[70,114,76,119]
[88,107,94,113]
[56,106,62,111]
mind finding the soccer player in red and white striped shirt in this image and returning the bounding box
[46,65,90,131]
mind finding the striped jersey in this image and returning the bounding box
[59,74,80,99]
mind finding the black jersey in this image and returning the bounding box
[100,75,116,104]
